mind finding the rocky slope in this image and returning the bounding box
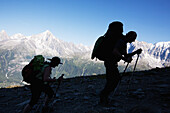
[0,67,170,113]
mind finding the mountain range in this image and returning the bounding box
[0,30,169,87]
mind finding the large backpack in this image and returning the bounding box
[91,36,108,61]
[91,35,122,61]
[22,55,45,83]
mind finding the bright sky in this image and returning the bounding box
[0,0,169,46]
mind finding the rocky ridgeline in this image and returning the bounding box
[0,67,170,113]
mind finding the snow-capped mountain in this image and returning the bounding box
[0,30,169,87]
[0,30,10,41]
[0,30,91,57]
[126,40,170,68]
[0,30,169,68]
[149,42,170,62]
[0,30,169,66]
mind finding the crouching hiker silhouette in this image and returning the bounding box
[22,56,63,113]
[100,31,142,105]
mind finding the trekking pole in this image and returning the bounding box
[54,74,64,95]
[112,62,129,96]
[128,54,139,83]
[127,54,140,94]
[43,74,64,113]
[123,62,129,75]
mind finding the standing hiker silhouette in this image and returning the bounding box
[23,56,63,113]
[99,21,142,105]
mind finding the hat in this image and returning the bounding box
[48,57,63,64]
[109,21,123,29]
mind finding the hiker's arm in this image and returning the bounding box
[123,48,142,63]
[113,47,130,62]
[43,67,56,82]
[112,48,122,59]
[126,48,142,57]
[112,48,130,62]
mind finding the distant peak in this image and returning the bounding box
[11,33,25,38]
[41,30,55,38]
[44,30,52,34]
[0,30,6,33]
[14,33,23,36]
[154,41,170,47]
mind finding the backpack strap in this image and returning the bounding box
[35,64,50,81]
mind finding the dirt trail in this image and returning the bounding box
[0,67,170,113]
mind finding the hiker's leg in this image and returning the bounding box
[29,83,42,107]
[112,65,121,91]
[100,75,114,97]
[106,63,120,93]
[100,61,114,104]
[100,62,116,97]
[100,78,114,104]
[100,62,121,104]
[23,83,42,113]
[43,84,54,106]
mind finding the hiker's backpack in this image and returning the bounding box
[22,55,45,83]
[91,35,123,61]
[91,36,108,61]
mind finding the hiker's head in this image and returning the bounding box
[48,57,62,67]
[126,31,137,43]
[105,21,123,37]
[109,21,123,33]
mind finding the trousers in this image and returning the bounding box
[100,61,120,98]
[29,79,54,107]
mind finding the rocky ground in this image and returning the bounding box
[0,67,170,113]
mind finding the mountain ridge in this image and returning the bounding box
[0,30,169,87]
[0,30,169,61]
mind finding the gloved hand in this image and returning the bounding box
[136,48,142,55]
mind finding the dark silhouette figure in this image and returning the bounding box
[23,57,63,113]
[99,22,142,105]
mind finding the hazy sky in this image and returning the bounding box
[0,0,169,46]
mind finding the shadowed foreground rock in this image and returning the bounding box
[0,67,170,113]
